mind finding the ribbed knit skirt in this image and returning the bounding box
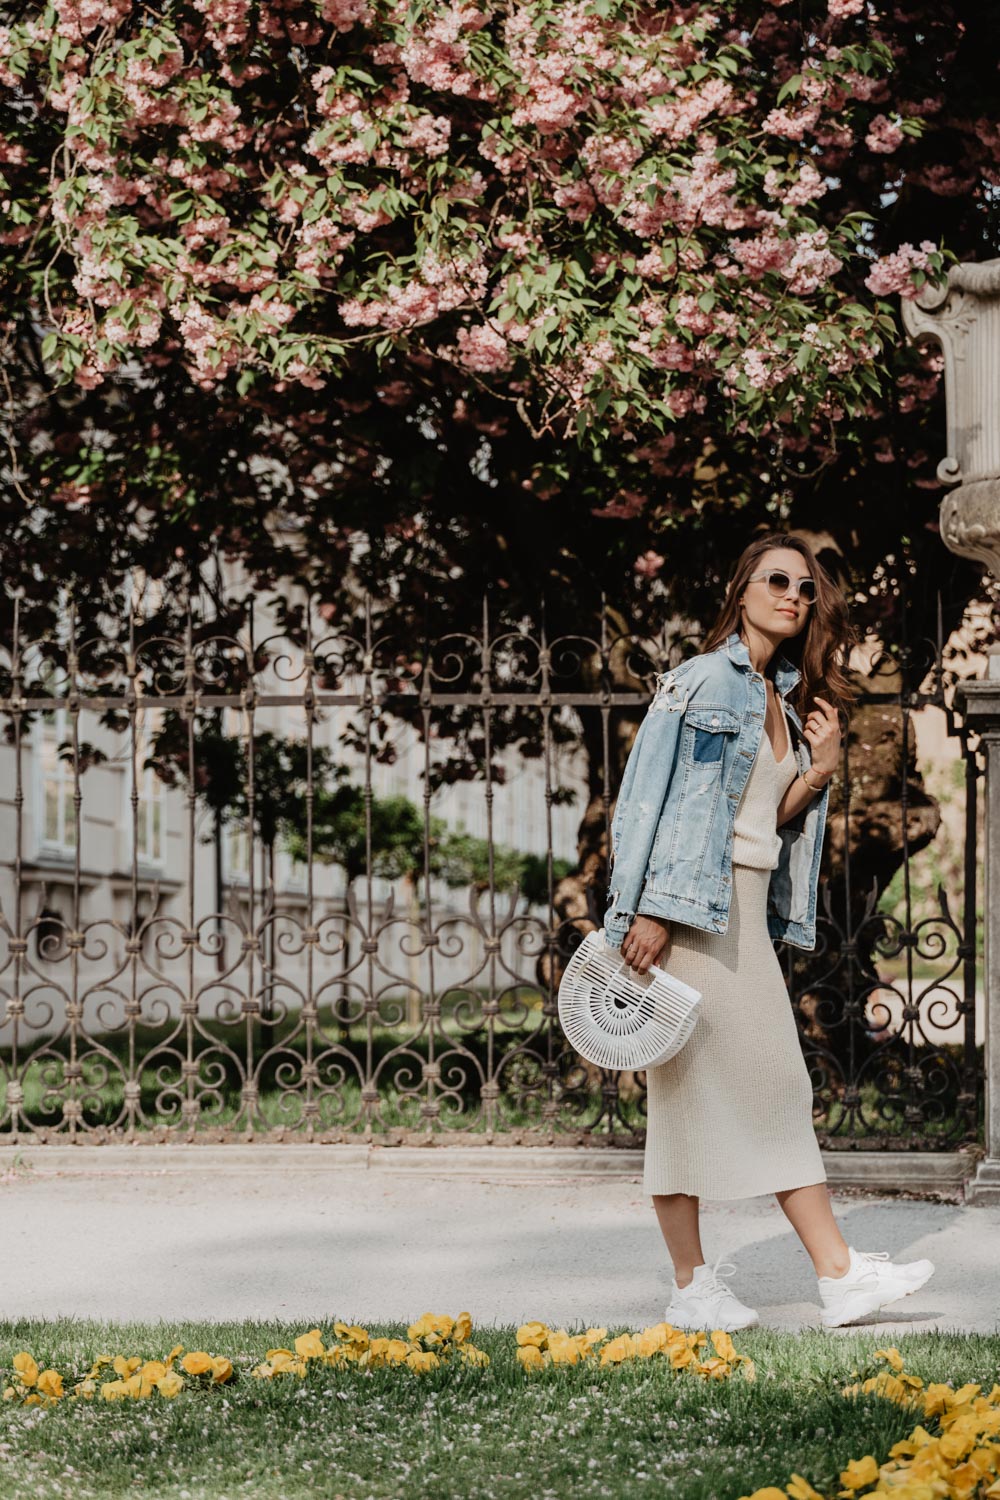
[641,861,827,1200]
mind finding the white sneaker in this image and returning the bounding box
[663,1256,759,1332]
[817,1246,935,1329]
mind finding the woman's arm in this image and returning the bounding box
[603,668,691,949]
[777,693,841,828]
[777,769,832,828]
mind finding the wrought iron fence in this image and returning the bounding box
[0,583,984,1147]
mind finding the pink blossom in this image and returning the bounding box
[319,0,372,32]
[634,550,665,578]
[52,0,130,43]
[828,0,864,16]
[732,230,790,278]
[445,323,513,373]
[641,79,736,145]
[762,103,822,140]
[590,489,646,520]
[865,114,905,154]
[783,228,841,295]
[864,241,937,299]
[763,159,826,207]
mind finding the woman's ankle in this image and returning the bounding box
[814,1249,852,1280]
[673,1261,705,1289]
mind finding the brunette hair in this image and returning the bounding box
[701,533,859,723]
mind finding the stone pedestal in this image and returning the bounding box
[903,260,1000,1202]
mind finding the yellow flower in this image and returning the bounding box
[668,1344,695,1370]
[888,1426,935,1459]
[922,1384,956,1417]
[874,1347,904,1372]
[599,1335,636,1366]
[139,1361,168,1384]
[12,1353,38,1388]
[582,1327,608,1348]
[406,1350,440,1373]
[165,1344,184,1367]
[181,1352,214,1376]
[3,1386,17,1401]
[407,1313,455,1342]
[332,1323,369,1348]
[738,1489,788,1500]
[697,1356,731,1381]
[322,1346,355,1368]
[786,1476,825,1500]
[516,1345,545,1371]
[453,1312,472,1344]
[636,1328,668,1358]
[211,1357,233,1384]
[549,1338,582,1367]
[459,1344,490,1367]
[101,1381,127,1401]
[516,1322,549,1349]
[712,1330,737,1362]
[938,1427,975,1462]
[155,1371,184,1399]
[839,1455,879,1491]
[112,1356,141,1378]
[36,1370,63,1400]
[294,1330,326,1359]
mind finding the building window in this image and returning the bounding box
[224,825,251,886]
[123,717,167,870]
[135,765,166,866]
[36,706,76,857]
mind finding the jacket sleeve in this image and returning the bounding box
[602,668,691,949]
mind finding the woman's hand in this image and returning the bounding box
[620,914,672,975]
[802,694,842,778]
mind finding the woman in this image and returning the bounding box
[603,533,935,1331]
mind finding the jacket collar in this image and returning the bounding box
[721,631,801,698]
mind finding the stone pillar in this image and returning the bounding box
[955,672,1000,1203]
[903,260,1000,1203]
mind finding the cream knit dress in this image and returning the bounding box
[641,694,827,1199]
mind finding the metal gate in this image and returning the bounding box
[0,584,984,1147]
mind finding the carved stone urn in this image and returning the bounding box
[901,258,1000,578]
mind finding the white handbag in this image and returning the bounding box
[557,929,702,1071]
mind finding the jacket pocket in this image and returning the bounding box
[685,705,741,764]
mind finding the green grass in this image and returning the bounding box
[2,1322,999,1499]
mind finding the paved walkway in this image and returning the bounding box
[1,1147,995,1333]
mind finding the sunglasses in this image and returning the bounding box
[747,569,817,604]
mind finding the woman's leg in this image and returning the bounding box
[774,1182,851,1278]
[651,1193,705,1286]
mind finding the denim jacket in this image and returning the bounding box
[603,631,830,951]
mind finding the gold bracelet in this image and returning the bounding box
[801,767,829,792]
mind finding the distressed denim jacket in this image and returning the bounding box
[603,631,830,951]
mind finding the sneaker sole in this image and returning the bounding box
[819,1264,936,1329]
